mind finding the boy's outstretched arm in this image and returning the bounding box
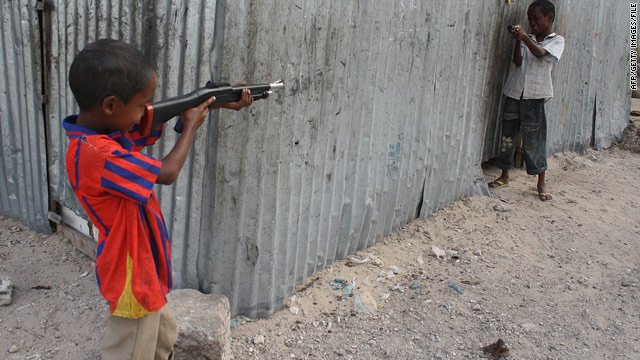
[156,96,215,185]
[211,82,254,111]
[156,87,252,185]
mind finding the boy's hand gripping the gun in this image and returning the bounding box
[180,96,217,133]
[511,25,527,41]
[214,82,253,111]
[180,84,252,132]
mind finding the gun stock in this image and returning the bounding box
[138,80,284,137]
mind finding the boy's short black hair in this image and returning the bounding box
[69,39,155,110]
[530,0,555,18]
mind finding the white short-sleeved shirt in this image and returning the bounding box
[503,33,565,100]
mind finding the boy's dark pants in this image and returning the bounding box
[495,96,548,175]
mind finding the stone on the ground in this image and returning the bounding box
[494,202,511,212]
[369,254,384,267]
[346,255,369,266]
[0,277,13,306]
[168,289,230,360]
[252,335,265,345]
[430,245,446,259]
[386,265,400,274]
[445,249,459,257]
[288,306,300,315]
[285,295,298,308]
[353,291,378,315]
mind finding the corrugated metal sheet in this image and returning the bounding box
[4,0,627,318]
[591,0,631,149]
[208,0,497,316]
[0,0,50,233]
[542,0,597,154]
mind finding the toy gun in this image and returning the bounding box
[139,80,284,137]
[507,25,521,34]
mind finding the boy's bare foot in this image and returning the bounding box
[538,191,552,201]
[488,177,509,188]
[536,172,550,201]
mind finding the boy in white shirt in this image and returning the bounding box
[488,0,565,201]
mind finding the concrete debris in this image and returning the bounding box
[168,289,230,360]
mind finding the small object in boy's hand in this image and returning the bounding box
[507,24,521,34]
[481,339,510,359]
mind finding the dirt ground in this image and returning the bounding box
[1,110,640,360]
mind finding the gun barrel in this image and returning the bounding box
[138,80,284,137]
[269,80,284,89]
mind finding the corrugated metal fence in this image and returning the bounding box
[0,0,49,233]
[0,0,631,316]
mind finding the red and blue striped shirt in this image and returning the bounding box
[63,115,171,319]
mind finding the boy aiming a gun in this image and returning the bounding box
[63,39,252,359]
[489,0,564,201]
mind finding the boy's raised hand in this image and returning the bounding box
[157,95,215,184]
[180,96,216,132]
[234,86,253,110]
[512,26,527,41]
